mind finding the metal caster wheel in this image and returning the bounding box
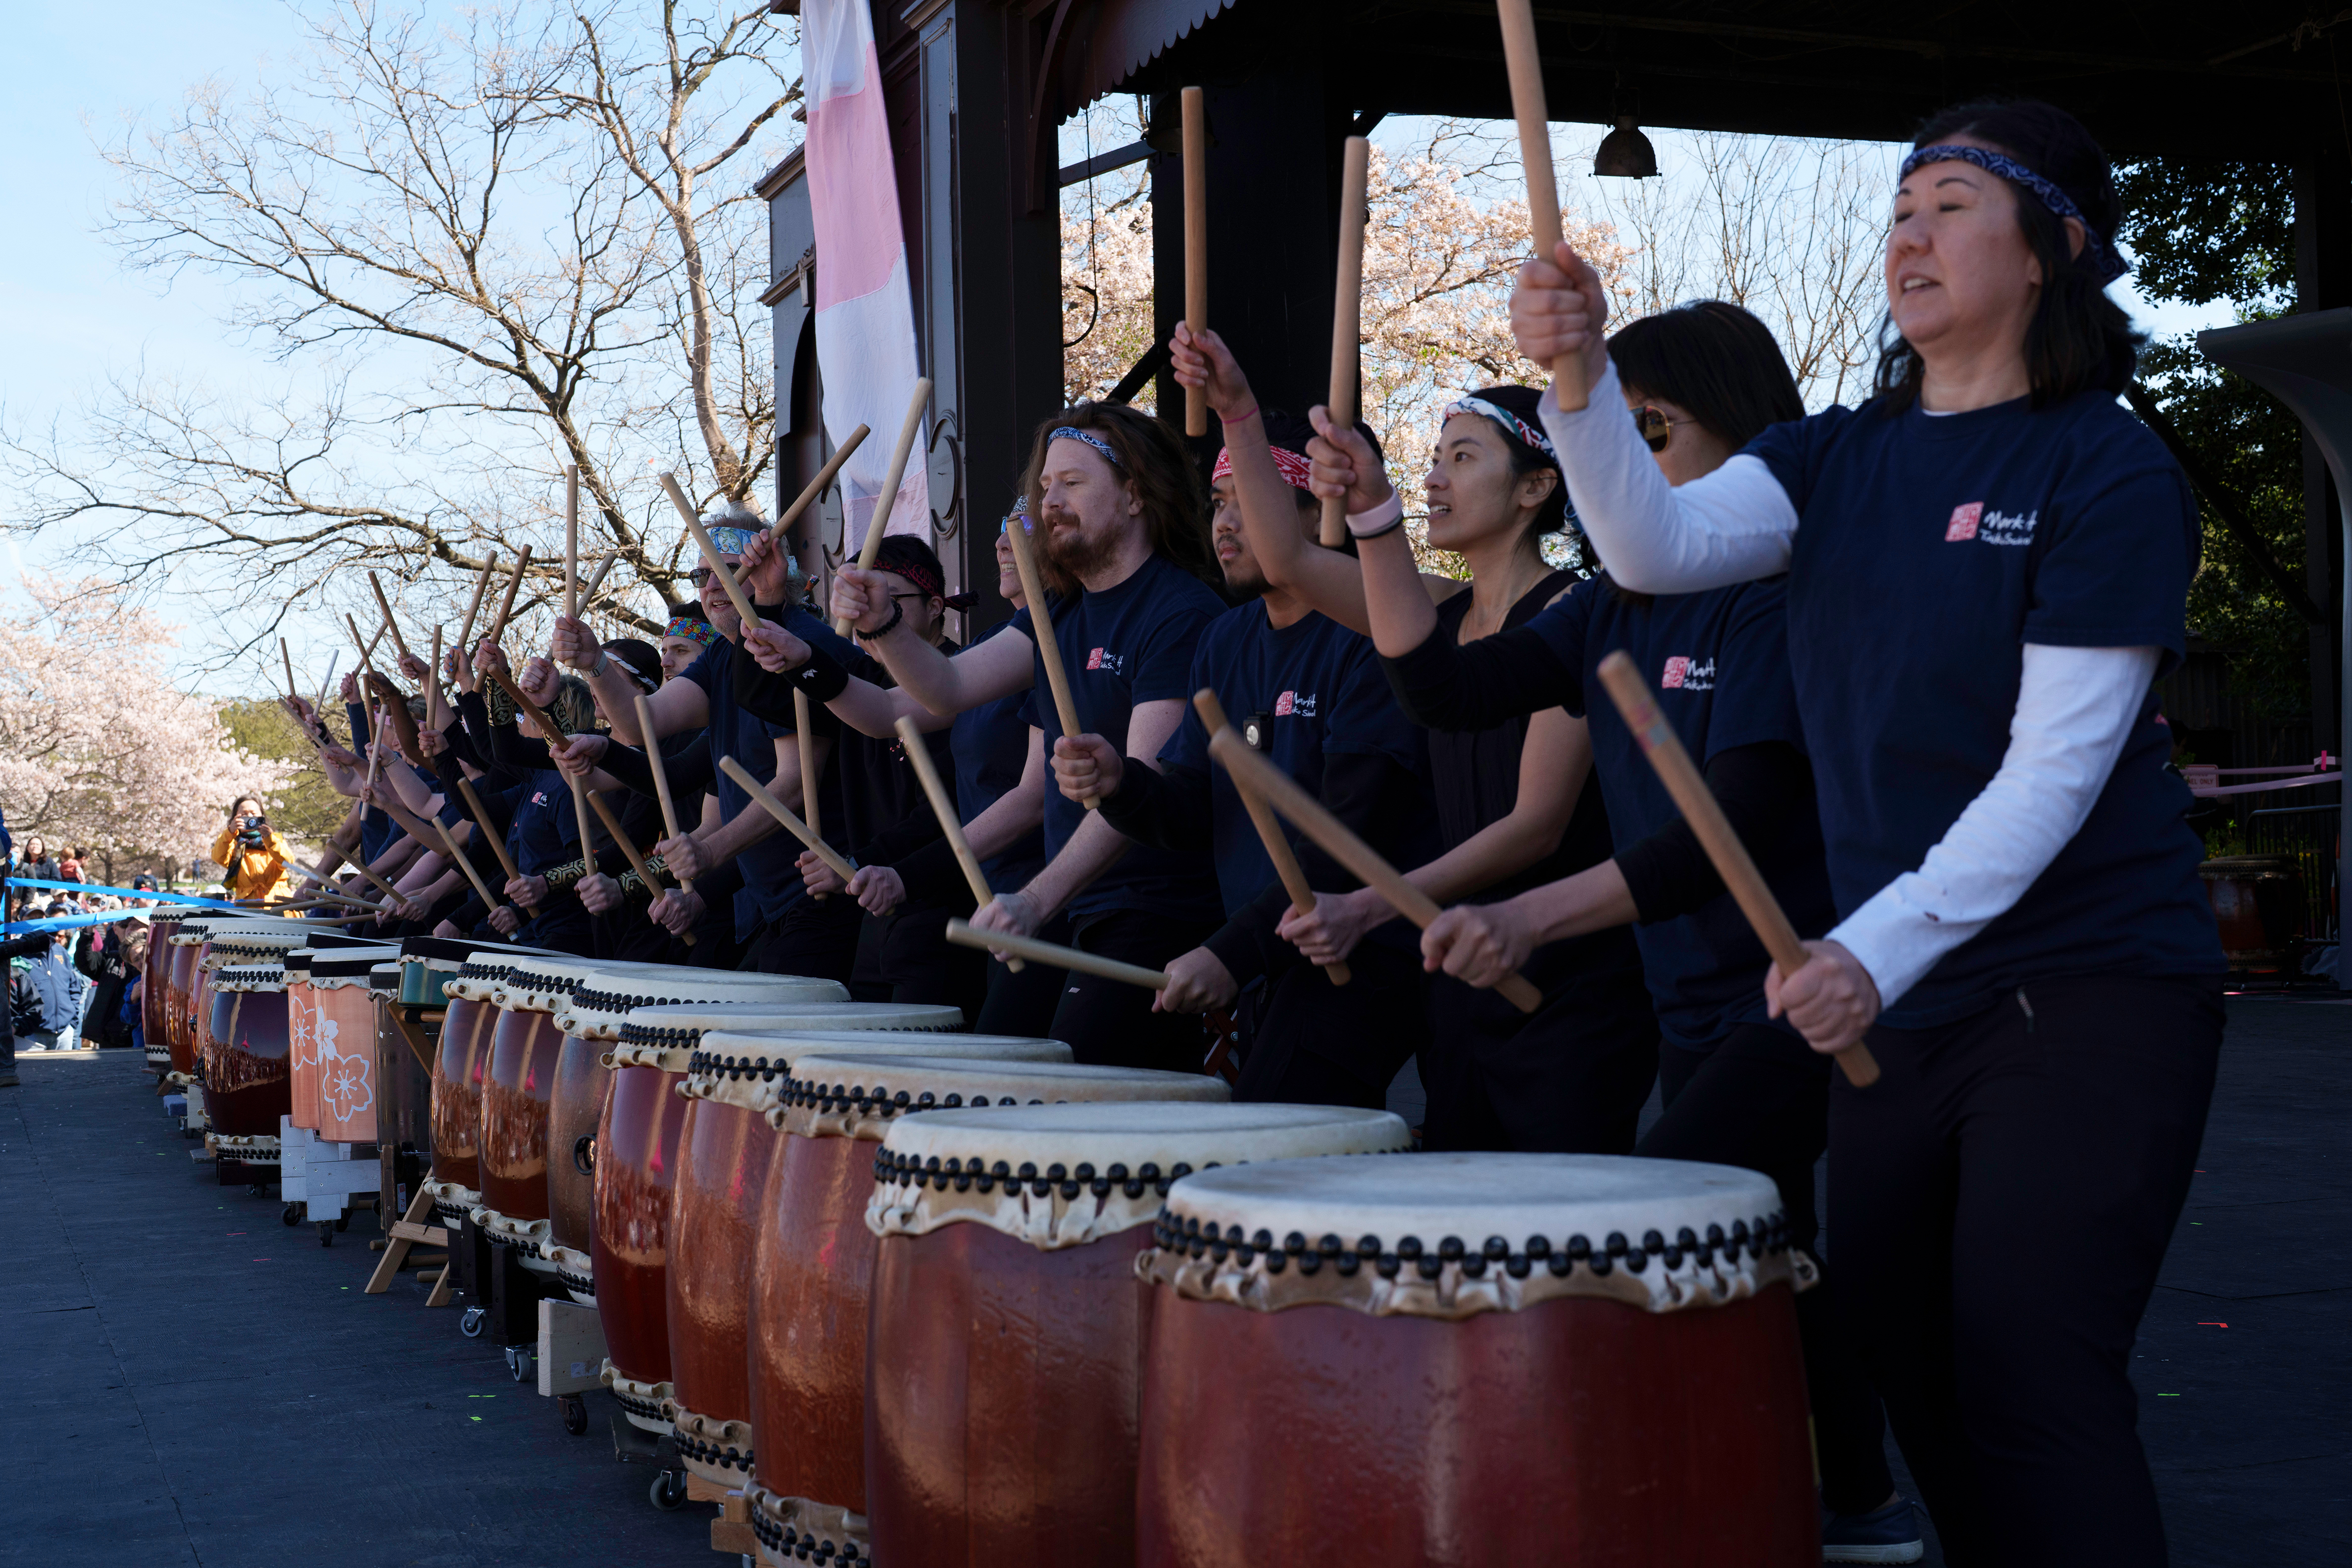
[649,1469,688,1511]
[559,1394,588,1435]
[247,1184,264,1198]
[282,1202,302,1226]
[315,1220,335,1248]
[460,1306,487,1339]
[508,1347,532,1382]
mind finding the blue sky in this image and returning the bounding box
[10,9,2241,700]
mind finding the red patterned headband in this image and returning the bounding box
[1212,445,1316,493]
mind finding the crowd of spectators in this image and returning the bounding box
[2,819,174,1086]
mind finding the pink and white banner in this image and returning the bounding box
[802,0,929,555]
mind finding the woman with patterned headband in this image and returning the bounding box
[1487,99,2220,1566]
[1197,322,1660,1157]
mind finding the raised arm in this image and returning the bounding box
[830,568,1035,716]
[1513,244,1797,592]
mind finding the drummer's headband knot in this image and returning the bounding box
[1050,426,1123,468]
[1899,144,2127,284]
[1445,395,1557,462]
[1211,445,1317,493]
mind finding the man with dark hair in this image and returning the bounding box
[1050,412,1438,1106]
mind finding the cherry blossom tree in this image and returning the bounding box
[0,577,295,884]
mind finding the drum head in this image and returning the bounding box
[683,1031,1073,1113]
[782,1054,1227,1141]
[1148,1152,1797,1320]
[555,969,851,1039]
[304,947,402,989]
[873,1102,1411,1251]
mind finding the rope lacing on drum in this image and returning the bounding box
[781,1074,1048,1121]
[616,1022,699,1050]
[1146,1209,1791,1281]
[685,1048,784,1083]
[871,1146,1209,1202]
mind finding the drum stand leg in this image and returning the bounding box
[366,1184,441,1294]
[424,1264,455,1309]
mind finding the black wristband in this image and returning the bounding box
[855,599,905,642]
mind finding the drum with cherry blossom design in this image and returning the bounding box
[296,947,401,1142]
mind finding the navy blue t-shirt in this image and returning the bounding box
[680,637,800,940]
[1160,603,1430,938]
[507,767,582,876]
[1530,576,1836,1046]
[1011,553,1227,924]
[1747,391,2219,1026]
[953,619,1046,891]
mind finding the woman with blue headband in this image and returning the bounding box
[1332,99,2218,1565]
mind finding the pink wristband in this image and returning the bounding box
[1345,492,1406,539]
[1217,404,1260,425]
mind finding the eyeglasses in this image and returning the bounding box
[1632,405,1697,452]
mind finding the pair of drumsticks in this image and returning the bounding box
[931,674,1878,1089]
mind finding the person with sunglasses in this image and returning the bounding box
[1196,334,1660,1155]
[1341,298,1918,1561]
[553,501,840,977]
[1500,101,2221,1566]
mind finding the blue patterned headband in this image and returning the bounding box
[1049,426,1123,468]
[1899,144,2127,285]
[1445,395,1557,462]
[703,524,762,558]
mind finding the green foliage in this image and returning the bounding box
[216,698,348,849]
[2113,161,2294,311]
[2116,159,2311,724]
[2140,337,2314,722]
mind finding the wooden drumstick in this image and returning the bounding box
[793,689,826,882]
[659,473,763,633]
[364,671,423,761]
[347,613,385,684]
[586,789,694,946]
[280,638,300,705]
[451,774,538,912]
[1206,727,1543,1013]
[1182,86,1208,437]
[1192,691,1348,985]
[1593,650,1880,1087]
[1002,506,1094,809]
[1321,135,1370,547]
[455,550,498,652]
[566,770,599,894]
[773,425,868,542]
[487,669,568,752]
[486,545,535,646]
[564,464,579,619]
[427,624,444,733]
[634,694,693,898]
[313,651,339,722]
[579,548,619,604]
[369,571,417,668]
[340,852,407,906]
[945,919,1168,990]
[833,379,934,634]
[1496,0,1586,413]
[428,815,510,920]
[717,754,857,885]
[894,714,1021,971]
[360,702,384,795]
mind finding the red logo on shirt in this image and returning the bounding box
[1945,502,1983,542]
[1274,690,1295,716]
[1661,657,1691,689]
[1086,647,1104,670]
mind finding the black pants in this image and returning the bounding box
[1420,927,1659,1153]
[850,902,989,1022]
[739,894,863,984]
[1639,1024,1892,1517]
[1233,944,1426,1110]
[1834,974,2223,1567]
[513,904,592,956]
[972,914,1072,1038]
[1050,910,1219,1073]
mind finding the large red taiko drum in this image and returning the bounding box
[865,1102,1410,1568]
[746,1054,1225,1568]
[1135,1153,1819,1567]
